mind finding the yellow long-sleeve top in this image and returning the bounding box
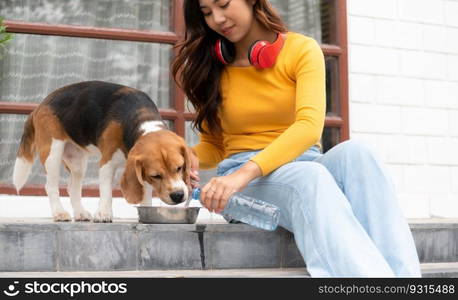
[192,32,326,176]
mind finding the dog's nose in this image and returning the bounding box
[170,191,185,203]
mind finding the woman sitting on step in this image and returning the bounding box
[172,0,421,278]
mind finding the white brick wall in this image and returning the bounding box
[348,0,458,218]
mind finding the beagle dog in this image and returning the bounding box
[13,81,193,222]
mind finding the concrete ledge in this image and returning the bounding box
[1,263,457,278]
[410,221,458,263]
[0,268,310,278]
[421,262,458,278]
[0,220,300,272]
[0,218,457,272]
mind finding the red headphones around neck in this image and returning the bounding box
[213,33,284,69]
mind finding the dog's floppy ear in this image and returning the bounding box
[181,146,192,188]
[121,155,144,204]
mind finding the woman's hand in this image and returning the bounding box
[200,161,262,213]
[189,148,200,189]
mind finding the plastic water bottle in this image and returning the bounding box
[191,188,280,231]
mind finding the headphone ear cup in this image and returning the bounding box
[249,34,284,69]
[257,43,278,69]
[248,40,264,67]
[214,39,235,64]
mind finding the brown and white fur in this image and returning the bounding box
[13,81,193,222]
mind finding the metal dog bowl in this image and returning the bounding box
[137,206,200,224]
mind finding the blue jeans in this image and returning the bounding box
[216,140,421,278]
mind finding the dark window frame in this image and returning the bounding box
[323,0,349,142]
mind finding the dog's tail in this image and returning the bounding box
[13,113,36,192]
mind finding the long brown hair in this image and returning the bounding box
[171,0,287,134]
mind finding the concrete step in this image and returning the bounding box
[421,262,458,278]
[1,263,457,278]
[0,218,457,273]
[0,268,310,278]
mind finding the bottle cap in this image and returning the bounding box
[191,188,201,200]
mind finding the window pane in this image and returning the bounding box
[185,121,199,147]
[321,126,340,153]
[270,0,336,44]
[185,97,196,113]
[0,33,172,108]
[164,120,174,131]
[325,56,340,116]
[0,0,170,31]
[320,0,337,45]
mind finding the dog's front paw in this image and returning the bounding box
[74,209,92,222]
[53,210,72,222]
[93,210,113,223]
